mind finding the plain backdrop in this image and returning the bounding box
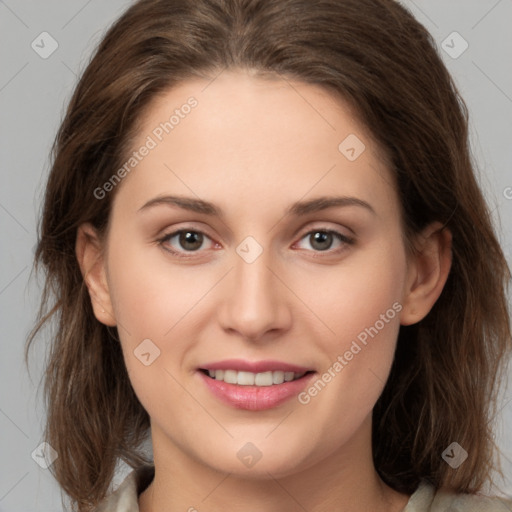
[1,1,511,510]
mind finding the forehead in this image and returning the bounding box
[112,70,396,218]
[138,70,377,152]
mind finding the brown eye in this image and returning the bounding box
[160,229,212,255]
[309,231,335,251]
[176,231,204,251]
[295,229,354,254]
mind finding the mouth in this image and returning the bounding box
[196,360,317,410]
[199,368,314,386]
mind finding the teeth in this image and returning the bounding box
[284,371,295,382]
[223,369,238,384]
[205,369,307,386]
[255,371,273,386]
[238,371,255,385]
[273,371,285,384]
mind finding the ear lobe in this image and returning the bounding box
[75,223,117,327]
[400,222,452,326]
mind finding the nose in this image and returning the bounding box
[217,242,292,342]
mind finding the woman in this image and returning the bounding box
[28,0,512,511]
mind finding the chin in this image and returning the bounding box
[195,438,316,479]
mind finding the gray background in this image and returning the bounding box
[1,0,511,510]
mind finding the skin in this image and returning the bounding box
[76,70,452,512]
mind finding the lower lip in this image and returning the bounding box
[198,371,316,411]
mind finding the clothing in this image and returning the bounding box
[94,465,512,511]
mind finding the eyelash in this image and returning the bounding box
[157,227,355,259]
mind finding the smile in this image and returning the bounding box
[200,369,309,386]
[196,359,316,410]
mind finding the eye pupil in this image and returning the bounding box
[310,231,333,251]
[180,231,203,251]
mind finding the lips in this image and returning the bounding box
[197,359,316,410]
[199,358,312,373]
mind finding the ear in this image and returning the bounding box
[400,221,452,326]
[75,223,117,327]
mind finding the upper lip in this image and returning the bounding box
[199,359,314,373]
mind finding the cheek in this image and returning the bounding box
[296,238,406,411]
[105,237,172,356]
[341,258,404,344]
[296,235,406,346]
[105,240,199,409]
[105,238,221,366]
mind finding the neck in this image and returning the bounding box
[139,415,410,512]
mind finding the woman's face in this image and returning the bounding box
[91,70,421,477]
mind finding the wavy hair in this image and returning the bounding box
[27,0,511,509]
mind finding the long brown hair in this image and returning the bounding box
[27,0,511,509]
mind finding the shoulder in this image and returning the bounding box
[404,480,512,512]
[94,465,155,512]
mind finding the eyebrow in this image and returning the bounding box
[138,194,376,217]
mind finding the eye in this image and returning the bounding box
[294,229,354,254]
[158,229,216,257]
[157,227,354,259]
